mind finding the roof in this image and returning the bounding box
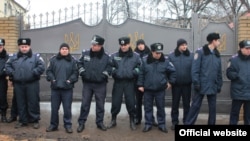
[12,0,27,12]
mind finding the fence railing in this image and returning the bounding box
[24,2,186,29]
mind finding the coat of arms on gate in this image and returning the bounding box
[64,32,80,51]
[128,32,145,50]
[217,33,226,52]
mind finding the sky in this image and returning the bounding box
[15,0,100,15]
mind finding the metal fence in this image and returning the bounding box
[25,2,185,29]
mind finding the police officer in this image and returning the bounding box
[134,39,157,126]
[227,40,250,125]
[77,35,111,132]
[168,39,193,130]
[0,38,8,122]
[137,43,176,133]
[5,38,45,129]
[108,36,141,130]
[184,33,223,125]
[46,43,78,133]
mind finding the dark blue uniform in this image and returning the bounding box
[5,50,45,125]
[0,48,8,122]
[77,48,111,127]
[110,48,141,124]
[185,45,222,125]
[46,53,78,130]
[134,45,155,124]
[168,49,193,126]
[226,51,250,125]
[137,54,176,130]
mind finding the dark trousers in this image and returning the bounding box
[0,78,8,111]
[10,90,18,118]
[111,80,136,117]
[229,100,250,125]
[144,90,166,128]
[78,82,107,125]
[171,85,191,125]
[14,81,40,124]
[184,91,216,125]
[50,88,73,129]
[135,89,155,122]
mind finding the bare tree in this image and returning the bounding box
[240,0,250,12]
[161,0,212,28]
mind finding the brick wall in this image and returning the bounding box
[0,17,20,111]
[238,13,250,121]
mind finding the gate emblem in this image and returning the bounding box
[64,32,80,52]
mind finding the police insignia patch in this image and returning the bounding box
[169,62,174,67]
[227,61,231,68]
[39,56,44,62]
[84,55,90,61]
[47,61,50,67]
[194,53,198,60]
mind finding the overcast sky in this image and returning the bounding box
[16,0,100,15]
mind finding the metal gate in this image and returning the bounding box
[20,13,237,114]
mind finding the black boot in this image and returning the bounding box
[1,110,7,123]
[107,116,116,129]
[130,116,136,130]
[7,116,17,123]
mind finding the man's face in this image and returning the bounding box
[120,44,130,52]
[137,43,145,51]
[91,44,102,52]
[178,43,187,52]
[241,47,250,56]
[0,45,4,53]
[60,47,69,56]
[152,51,162,59]
[19,45,31,54]
[212,39,220,48]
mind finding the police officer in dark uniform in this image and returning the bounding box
[168,39,193,130]
[46,43,78,133]
[5,38,45,129]
[77,35,111,132]
[227,40,250,125]
[108,37,141,131]
[134,39,157,126]
[137,43,176,133]
[184,33,223,125]
[0,38,8,122]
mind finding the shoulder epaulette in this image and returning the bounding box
[197,47,202,51]
[231,54,238,58]
[134,52,139,56]
[50,54,56,59]
[110,51,118,56]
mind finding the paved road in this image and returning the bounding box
[0,102,230,141]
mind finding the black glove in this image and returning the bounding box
[194,85,200,92]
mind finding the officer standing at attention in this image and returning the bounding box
[168,39,193,130]
[5,38,45,129]
[184,33,223,125]
[134,39,157,126]
[0,38,8,122]
[137,43,176,133]
[77,35,111,132]
[108,36,141,131]
[227,40,250,125]
[46,43,78,133]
